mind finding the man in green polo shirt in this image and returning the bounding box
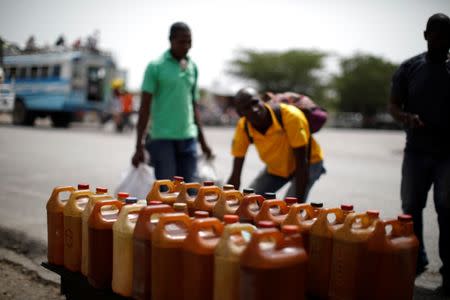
[132,22,212,182]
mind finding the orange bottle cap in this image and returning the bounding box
[96,187,108,194]
[203,181,214,186]
[367,210,380,217]
[341,204,354,211]
[173,203,187,211]
[149,200,163,205]
[285,197,298,205]
[257,220,276,228]
[78,183,90,190]
[281,225,301,234]
[263,192,276,199]
[311,202,323,208]
[223,184,235,190]
[194,211,209,218]
[223,215,239,224]
[117,192,129,200]
[398,214,412,222]
[173,176,184,182]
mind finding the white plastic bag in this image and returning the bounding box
[195,155,222,185]
[115,163,155,199]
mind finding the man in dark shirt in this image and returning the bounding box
[389,13,450,295]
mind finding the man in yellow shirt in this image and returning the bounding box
[227,87,325,201]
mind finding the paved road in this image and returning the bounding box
[0,121,443,290]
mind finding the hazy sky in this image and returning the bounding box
[1,0,449,91]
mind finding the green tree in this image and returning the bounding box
[229,49,327,100]
[333,53,398,119]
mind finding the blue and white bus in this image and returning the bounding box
[3,49,118,127]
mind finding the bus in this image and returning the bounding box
[2,49,120,127]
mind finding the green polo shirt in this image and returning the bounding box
[141,50,200,139]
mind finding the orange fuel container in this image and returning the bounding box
[183,217,224,300]
[63,189,92,272]
[213,189,243,220]
[176,182,202,215]
[236,194,264,224]
[151,213,192,300]
[240,228,308,300]
[254,199,290,227]
[47,186,76,265]
[214,223,257,300]
[146,177,184,205]
[328,211,379,300]
[87,200,124,289]
[81,194,112,276]
[360,214,419,300]
[307,205,354,299]
[192,185,222,215]
[132,204,174,300]
[282,203,321,253]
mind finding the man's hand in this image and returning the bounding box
[131,145,145,168]
[403,113,425,128]
[201,142,214,159]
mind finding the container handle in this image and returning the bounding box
[260,199,289,215]
[286,203,315,221]
[189,218,224,249]
[49,186,76,206]
[195,186,222,208]
[247,228,284,249]
[91,200,124,223]
[146,180,175,202]
[223,190,243,208]
[66,190,92,211]
[157,212,192,228]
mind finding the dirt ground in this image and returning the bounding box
[0,259,64,300]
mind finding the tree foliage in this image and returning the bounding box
[333,54,398,116]
[229,49,327,98]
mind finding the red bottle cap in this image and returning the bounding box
[398,214,413,222]
[173,176,184,182]
[149,200,163,205]
[194,211,209,218]
[223,184,235,190]
[96,187,108,194]
[367,210,380,218]
[203,181,214,186]
[117,192,130,200]
[341,204,354,211]
[281,225,301,234]
[78,183,90,190]
[223,215,239,224]
[284,197,298,205]
[257,220,276,228]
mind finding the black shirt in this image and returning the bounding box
[391,53,450,155]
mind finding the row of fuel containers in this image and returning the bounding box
[46,177,419,300]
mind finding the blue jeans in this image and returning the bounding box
[249,161,326,202]
[401,151,450,278]
[147,138,198,183]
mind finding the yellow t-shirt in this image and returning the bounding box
[231,103,324,178]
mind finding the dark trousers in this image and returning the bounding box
[401,151,450,278]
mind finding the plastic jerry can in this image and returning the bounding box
[81,194,112,276]
[235,194,265,224]
[328,211,379,300]
[254,199,290,227]
[87,200,124,289]
[176,182,202,216]
[46,186,76,265]
[214,222,256,300]
[132,204,174,300]
[360,214,419,300]
[112,203,145,297]
[63,189,92,272]
[146,177,184,205]
[193,185,222,214]
[151,213,192,300]
[240,228,308,300]
[282,203,321,252]
[213,189,243,220]
[183,217,224,300]
[307,205,354,299]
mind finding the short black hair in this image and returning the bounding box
[169,22,191,40]
[426,13,450,34]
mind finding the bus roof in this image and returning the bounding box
[4,50,113,66]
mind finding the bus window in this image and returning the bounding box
[87,66,104,101]
[19,67,27,79]
[41,66,49,78]
[8,67,16,80]
[52,65,61,78]
[31,66,38,79]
